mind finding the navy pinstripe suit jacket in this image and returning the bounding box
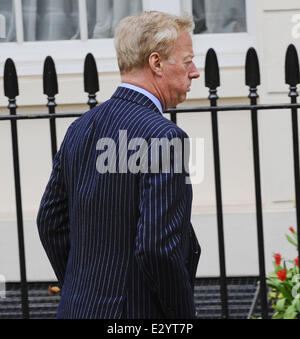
[37,87,201,319]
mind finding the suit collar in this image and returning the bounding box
[111,86,162,115]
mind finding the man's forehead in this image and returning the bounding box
[176,32,194,49]
[168,31,195,60]
[182,47,195,59]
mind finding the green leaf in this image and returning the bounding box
[267,272,278,279]
[278,293,284,299]
[267,279,292,300]
[286,234,298,247]
[272,312,284,319]
[292,297,300,313]
[284,305,297,319]
[276,298,286,312]
[291,231,298,242]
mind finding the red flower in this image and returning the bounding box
[276,269,287,281]
[295,257,299,268]
[289,226,296,234]
[274,253,282,266]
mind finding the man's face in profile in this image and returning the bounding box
[161,31,200,109]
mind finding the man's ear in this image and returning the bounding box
[148,52,163,76]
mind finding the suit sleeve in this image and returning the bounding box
[135,129,196,319]
[36,133,71,288]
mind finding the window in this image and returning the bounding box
[192,0,247,34]
[0,0,16,42]
[0,0,143,42]
[86,0,143,39]
[180,0,255,68]
[22,0,80,41]
[0,0,255,76]
[1,0,249,42]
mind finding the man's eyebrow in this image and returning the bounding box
[184,54,194,59]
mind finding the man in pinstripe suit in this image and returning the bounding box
[37,11,201,319]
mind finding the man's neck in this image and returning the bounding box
[121,71,167,110]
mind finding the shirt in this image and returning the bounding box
[120,82,163,115]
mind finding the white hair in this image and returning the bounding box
[115,11,194,74]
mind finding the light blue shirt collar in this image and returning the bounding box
[120,83,163,115]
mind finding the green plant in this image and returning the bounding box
[266,227,300,319]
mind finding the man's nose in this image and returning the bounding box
[189,63,200,79]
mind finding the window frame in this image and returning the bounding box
[0,0,256,76]
[183,0,257,67]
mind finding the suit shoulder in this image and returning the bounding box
[144,113,189,140]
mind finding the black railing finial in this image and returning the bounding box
[246,47,268,319]
[4,58,30,319]
[43,56,58,97]
[285,44,300,87]
[43,56,58,160]
[84,53,99,109]
[245,47,261,88]
[285,45,300,282]
[205,48,220,90]
[204,48,228,319]
[4,58,19,100]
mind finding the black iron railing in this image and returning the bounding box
[1,45,300,319]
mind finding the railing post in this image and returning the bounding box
[285,44,300,269]
[245,47,269,319]
[43,56,58,160]
[205,48,229,319]
[3,58,29,319]
[170,112,177,125]
[84,53,99,109]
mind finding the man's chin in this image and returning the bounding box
[167,95,187,109]
[179,94,187,104]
